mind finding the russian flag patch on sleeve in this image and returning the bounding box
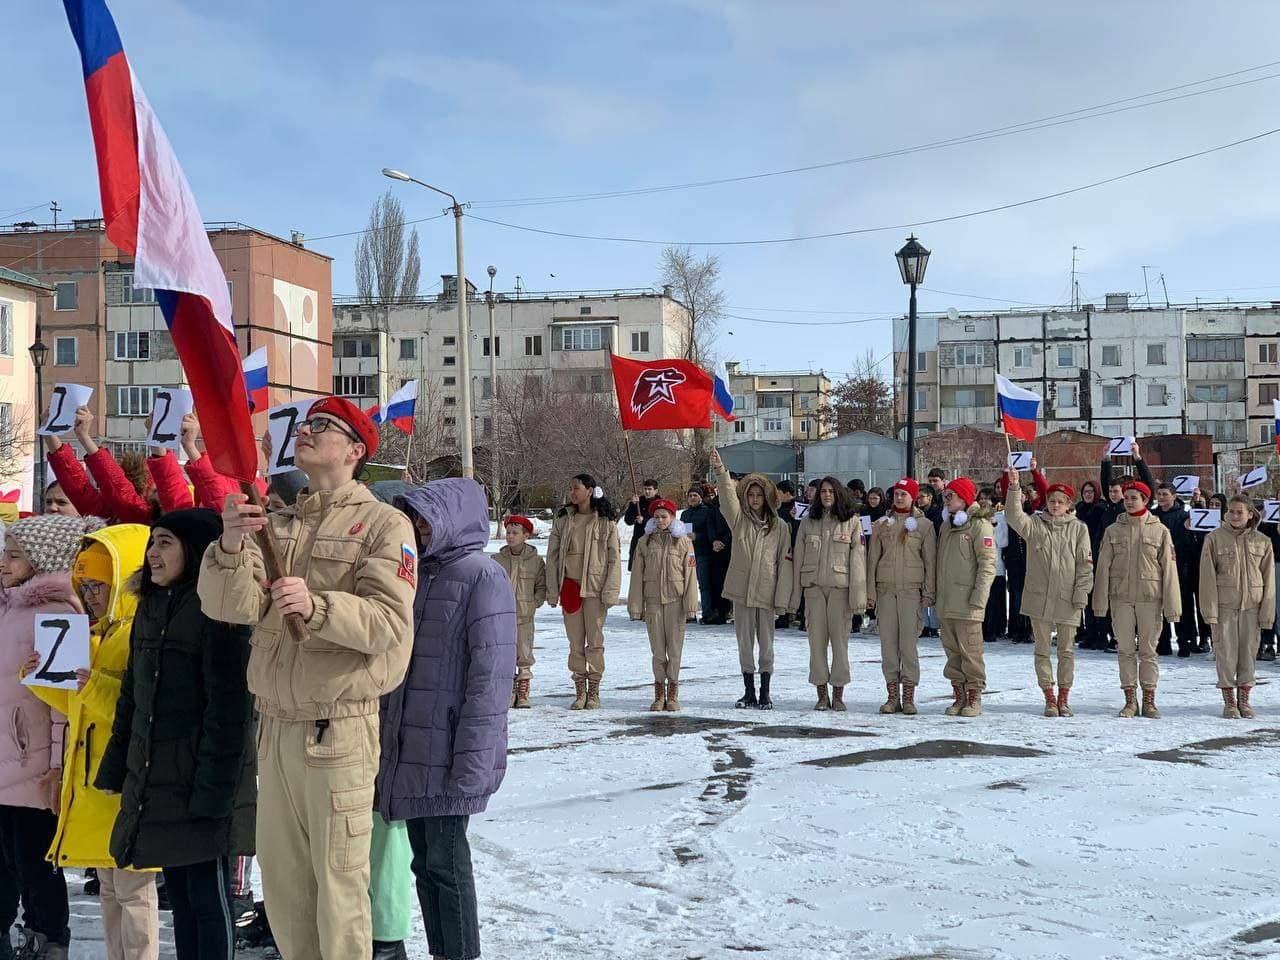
[398,543,417,586]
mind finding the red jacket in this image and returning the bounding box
[184,454,243,511]
[47,444,109,519]
[997,469,1049,511]
[144,452,196,513]
[84,449,155,525]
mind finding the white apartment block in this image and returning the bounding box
[893,294,1280,452]
[713,362,832,444]
[333,281,692,439]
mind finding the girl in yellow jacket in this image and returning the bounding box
[627,499,699,712]
[23,524,159,960]
[866,478,936,716]
[791,477,866,711]
[1199,496,1275,719]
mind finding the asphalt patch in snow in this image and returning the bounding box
[1136,727,1280,766]
[1236,921,1280,944]
[740,724,874,740]
[606,715,751,738]
[802,739,1048,768]
[987,780,1027,791]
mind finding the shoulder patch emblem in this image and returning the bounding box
[349,522,365,535]
[983,536,994,548]
[398,542,417,586]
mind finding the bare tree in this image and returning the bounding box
[355,192,421,303]
[0,398,33,493]
[659,245,724,366]
[825,350,894,437]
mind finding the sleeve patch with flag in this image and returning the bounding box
[399,543,417,586]
[983,536,994,548]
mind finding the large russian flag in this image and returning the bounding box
[996,374,1042,443]
[64,0,258,482]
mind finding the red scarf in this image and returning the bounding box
[1127,507,1148,517]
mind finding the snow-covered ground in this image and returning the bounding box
[61,534,1280,959]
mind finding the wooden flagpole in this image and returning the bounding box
[622,429,640,500]
[240,481,307,643]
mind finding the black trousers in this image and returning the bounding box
[1006,575,1031,639]
[983,576,1008,641]
[163,858,233,960]
[406,815,480,960]
[0,804,69,946]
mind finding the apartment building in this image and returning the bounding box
[714,362,832,444]
[0,220,333,452]
[893,294,1280,453]
[0,267,46,508]
[332,284,692,440]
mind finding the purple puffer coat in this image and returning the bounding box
[376,478,517,820]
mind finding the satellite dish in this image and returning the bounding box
[946,307,960,321]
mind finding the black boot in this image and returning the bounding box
[735,673,757,708]
[0,928,12,960]
[757,672,773,710]
[372,942,408,960]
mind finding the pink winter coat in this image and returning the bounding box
[0,573,80,810]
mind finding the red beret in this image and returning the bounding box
[648,498,678,517]
[503,515,534,535]
[1046,483,1076,501]
[892,478,920,500]
[945,477,977,508]
[1124,481,1151,501]
[307,396,379,459]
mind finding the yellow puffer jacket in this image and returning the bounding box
[29,524,150,870]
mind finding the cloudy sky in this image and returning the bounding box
[8,1,1280,379]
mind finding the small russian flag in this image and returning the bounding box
[1273,398,1280,454]
[996,374,1042,443]
[243,347,268,412]
[378,380,418,435]
[712,360,735,422]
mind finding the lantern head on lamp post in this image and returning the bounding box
[895,235,930,479]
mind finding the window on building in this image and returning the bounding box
[1190,419,1243,442]
[759,394,789,409]
[915,351,927,373]
[1260,343,1279,364]
[763,417,785,432]
[0,403,10,440]
[1193,383,1229,403]
[482,417,493,438]
[443,376,457,386]
[482,336,501,357]
[579,306,591,315]
[117,385,157,417]
[442,356,456,367]
[54,337,77,366]
[1101,345,1121,367]
[800,419,810,434]
[954,344,984,367]
[1057,384,1077,407]
[341,337,374,358]
[733,394,745,410]
[1187,337,1245,362]
[1262,422,1276,445]
[915,388,927,410]
[443,417,456,427]
[1102,385,1122,408]
[734,420,746,434]
[560,326,603,351]
[631,331,650,353]
[1147,343,1167,366]
[54,282,77,311]
[114,331,150,361]
[1057,345,1074,368]
[1262,383,1280,404]
[590,374,604,393]
[1147,382,1168,406]
[481,377,493,400]
[1146,424,1167,436]
[0,304,10,357]
[952,387,992,408]
[444,396,457,406]
[443,336,456,347]
[399,339,416,361]
[525,335,543,357]
[114,272,155,305]
[799,394,811,409]
[332,375,371,397]
[1012,346,1032,369]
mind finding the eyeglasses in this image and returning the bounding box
[300,417,359,443]
[79,580,109,597]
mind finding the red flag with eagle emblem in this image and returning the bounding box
[609,354,715,430]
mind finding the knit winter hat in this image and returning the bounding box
[73,540,115,585]
[892,478,920,500]
[945,477,978,508]
[152,509,224,559]
[8,514,105,574]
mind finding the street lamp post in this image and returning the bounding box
[895,235,931,478]
[485,265,499,517]
[382,167,474,478]
[28,316,49,508]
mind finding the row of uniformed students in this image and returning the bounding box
[496,468,1273,720]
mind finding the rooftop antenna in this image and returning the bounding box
[1159,273,1170,308]
[1071,246,1082,310]
[514,275,523,299]
[49,201,61,228]
[1141,266,1154,307]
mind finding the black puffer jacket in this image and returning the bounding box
[96,579,255,869]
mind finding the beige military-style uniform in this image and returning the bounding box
[495,545,548,679]
[1200,523,1276,690]
[546,510,621,680]
[935,506,997,692]
[867,508,936,685]
[627,526,699,684]
[791,514,866,687]
[198,479,416,960]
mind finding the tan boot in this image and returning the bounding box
[570,677,588,710]
[1238,686,1256,719]
[649,682,665,712]
[1222,687,1240,719]
[585,678,602,710]
[831,686,847,712]
[1118,687,1138,718]
[1141,687,1161,719]
[510,677,518,709]
[944,683,965,716]
[959,688,983,718]
[901,681,918,716]
[879,681,902,714]
[514,677,531,709]
[664,680,681,712]
[1042,687,1059,718]
[1056,687,1072,718]
[814,684,830,711]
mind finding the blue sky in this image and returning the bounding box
[9,0,1280,379]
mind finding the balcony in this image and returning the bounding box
[939,365,995,387]
[1185,400,1247,422]
[941,405,995,427]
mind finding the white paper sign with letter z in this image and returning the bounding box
[22,614,91,690]
[38,383,93,437]
[265,400,314,476]
[1189,508,1221,532]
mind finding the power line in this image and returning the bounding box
[467,126,1280,247]
[470,61,1280,209]
[724,311,895,328]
